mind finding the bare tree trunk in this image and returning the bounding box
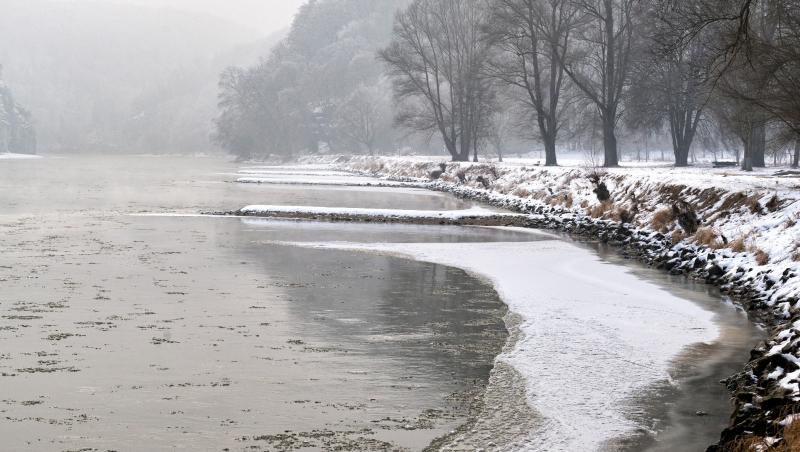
[793,137,800,168]
[602,115,619,167]
[752,122,766,167]
[675,144,690,167]
[544,134,557,166]
[742,138,754,171]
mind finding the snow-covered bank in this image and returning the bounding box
[0,153,40,159]
[277,239,718,451]
[319,155,800,448]
[237,174,421,187]
[238,205,513,221]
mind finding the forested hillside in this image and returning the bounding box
[214,0,410,159]
[0,0,280,153]
[0,69,36,154]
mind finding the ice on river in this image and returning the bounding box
[279,237,719,451]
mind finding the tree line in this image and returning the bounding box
[214,0,800,170]
[0,65,36,155]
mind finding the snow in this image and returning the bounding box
[238,205,509,220]
[237,169,354,177]
[276,238,718,451]
[0,153,41,160]
[237,175,422,187]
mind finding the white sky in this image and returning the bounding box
[63,0,307,35]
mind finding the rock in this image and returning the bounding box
[708,265,725,278]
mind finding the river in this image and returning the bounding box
[0,155,763,451]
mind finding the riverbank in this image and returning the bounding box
[307,155,800,450]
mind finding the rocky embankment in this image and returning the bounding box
[315,155,800,451]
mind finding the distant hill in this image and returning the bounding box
[213,0,411,159]
[0,0,284,153]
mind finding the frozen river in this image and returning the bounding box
[0,155,763,451]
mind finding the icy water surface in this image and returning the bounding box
[0,156,539,451]
[0,155,764,451]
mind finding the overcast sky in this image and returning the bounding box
[68,0,307,35]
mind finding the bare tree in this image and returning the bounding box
[560,0,640,167]
[335,85,392,155]
[380,0,496,162]
[486,0,578,166]
[662,0,800,171]
[626,5,713,167]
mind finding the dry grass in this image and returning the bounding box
[694,227,724,249]
[697,188,725,211]
[746,195,765,215]
[563,192,574,209]
[651,207,675,232]
[588,201,613,219]
[363,161,384,174]
[672,230,687,245]
[719,192,750,212]
[766,194,782,212]
[548,192,574,209]
[729,237,747,253]
[613,207,635,224]
[659,184,689,203]
[784,420,800,451]
[725,419,800,451]
[793,249,800,262]
[750,247,770,266]
[726,435,771,451]
[560,171,582,187]
[511,187,532,198]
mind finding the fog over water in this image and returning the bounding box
[0,0,302,154]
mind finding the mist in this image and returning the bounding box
[54,0,307,34]
[0,0,300,153]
